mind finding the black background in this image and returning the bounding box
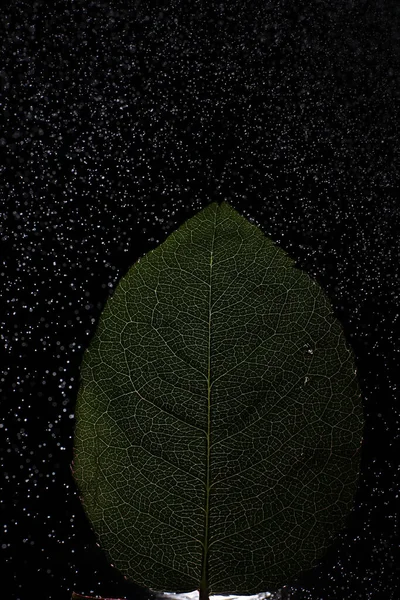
[1,0,400,598]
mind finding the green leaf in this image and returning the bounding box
[73,201,364,597]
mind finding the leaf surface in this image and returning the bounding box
[73,202,364,595]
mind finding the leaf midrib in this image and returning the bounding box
[200,210,217,596]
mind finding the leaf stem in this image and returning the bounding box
[199,580,210,600]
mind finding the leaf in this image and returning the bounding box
[73,201,364,597]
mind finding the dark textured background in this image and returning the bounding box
[1,0,399,598]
